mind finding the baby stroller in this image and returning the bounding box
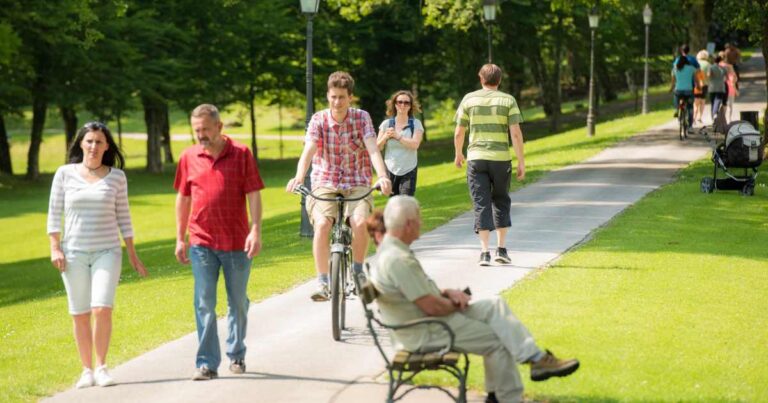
[700,117,764,196]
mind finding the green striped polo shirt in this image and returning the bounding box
[455,89,523,161]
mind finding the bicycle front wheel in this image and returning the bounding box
[330,251,344,341]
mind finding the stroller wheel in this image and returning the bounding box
[741,184,755,196]
[700,177,715,193]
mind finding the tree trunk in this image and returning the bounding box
[60,105,78,156]
[161,103,173,164]
[249,83,258,162]
[526,32,561,132]
[116,109,123,149]
[549,13,564,133]
[688,0,713,51]
[596,53,616,102]
[26,92,47,180]
[142,96,165,173]
[0,114,12,175]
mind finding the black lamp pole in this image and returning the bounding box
[299,0,319,237]
[483,0,496,64]
[586,7,599,137]
[642,4,652,115]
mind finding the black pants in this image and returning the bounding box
[388,167,417,196]
[467,160,511,233]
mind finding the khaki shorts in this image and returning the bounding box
[307,186,373,225]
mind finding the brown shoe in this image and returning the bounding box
[530,350,579,382]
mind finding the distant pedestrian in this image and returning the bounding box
[376,90,424,196]
[718,52,739,121]
[724,43,742,84]
[47,122,148,389]
[671,55,697,132]
[673,44,701,70]
[708,55,728,122]
[174,103,265,381]
[693,50,711,124]
[454,64,525,267]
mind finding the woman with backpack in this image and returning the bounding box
[376,90,424,196]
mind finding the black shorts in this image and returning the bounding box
[387,167,417,197]
[694,85,708,99]
[467,160,512,232]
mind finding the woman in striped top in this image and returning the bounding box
[47,122,147,389]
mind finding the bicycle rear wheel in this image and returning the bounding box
[679,108,686,141]
[330,251,344,341]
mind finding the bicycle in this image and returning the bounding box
[293,184,379,341]
[677,95,692,141]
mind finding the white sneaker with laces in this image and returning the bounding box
[94,365,115,387]
[75,368,94,389]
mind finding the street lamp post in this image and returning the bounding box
[642,4,652,115]
[483,0,496,64]
[299,0,320,238]
[586,7,599,137]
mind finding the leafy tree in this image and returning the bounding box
[8,0,101,180]
[0,16,26,174]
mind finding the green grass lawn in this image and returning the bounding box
[0,106,676,402]
[428,159,767,401]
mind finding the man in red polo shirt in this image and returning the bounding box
[174,104,264,381]
[286,71,392,301]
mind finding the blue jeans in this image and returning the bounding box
[190,245,252,371]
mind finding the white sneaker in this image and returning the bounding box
[75,368,94,389]
[94,365,115,387]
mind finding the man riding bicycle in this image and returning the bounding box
[286,71,392,301]
[671,55,699,134]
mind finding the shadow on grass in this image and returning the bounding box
[0,157,304,219]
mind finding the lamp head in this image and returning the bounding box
[588,6,600,29]
[483,0,497,22]
[643,3,652,25]
[300,0,320,15]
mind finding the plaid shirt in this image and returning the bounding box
[306,108,376,189]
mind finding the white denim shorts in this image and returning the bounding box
[61,247,122,315]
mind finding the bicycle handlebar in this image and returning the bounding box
[293,184,380,202]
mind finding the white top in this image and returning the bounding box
[378,118,424,176]
[47,164,134,252]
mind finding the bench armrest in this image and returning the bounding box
[373,317,456,355]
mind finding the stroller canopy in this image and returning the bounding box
[725,121,761,148]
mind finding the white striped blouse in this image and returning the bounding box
[47,164,134,252]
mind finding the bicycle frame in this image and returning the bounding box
[294,185,377,340]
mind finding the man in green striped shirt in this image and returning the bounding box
[454,64,525,266]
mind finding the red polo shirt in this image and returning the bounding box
[174,136,264,251]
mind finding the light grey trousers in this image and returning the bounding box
[446,297,541,403]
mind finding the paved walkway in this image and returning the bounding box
[44,54,765,403]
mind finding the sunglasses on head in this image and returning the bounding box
[83,121,108,131]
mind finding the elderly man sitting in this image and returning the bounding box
[371,195,579,403]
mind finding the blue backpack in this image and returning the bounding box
[388,117,415,136]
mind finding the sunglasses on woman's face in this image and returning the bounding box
[396,100,411,105]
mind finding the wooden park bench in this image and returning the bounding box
[356,273,470,403]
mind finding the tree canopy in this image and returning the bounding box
[0,0,762,176]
